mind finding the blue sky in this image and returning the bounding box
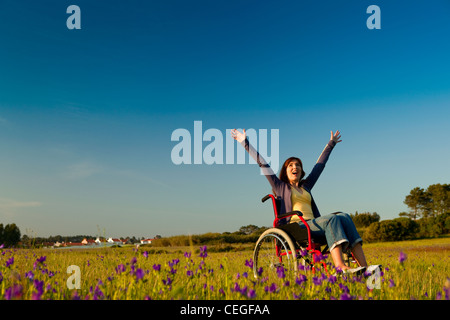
[1,0,449,238]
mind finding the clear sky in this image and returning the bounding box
[1,0,449,239]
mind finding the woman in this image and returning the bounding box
[231,128,373,274]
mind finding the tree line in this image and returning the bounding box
[1,184,448,248]
[0,223,21,247]
[359,183,450,242]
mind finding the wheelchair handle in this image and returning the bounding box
[277,210,303,219]
[262,194,304,218]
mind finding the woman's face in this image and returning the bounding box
[286,160,303,185]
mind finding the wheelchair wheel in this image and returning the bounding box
[253,228,297,279]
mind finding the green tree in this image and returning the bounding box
[238,225,261,235]
[425,183,450,217]
[404,187,430,220]
[1,223,21,247]
[0,223,4,245]
[350,212,380,228]
[363,218,419,242]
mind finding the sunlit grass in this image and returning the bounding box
[0,237,449,300]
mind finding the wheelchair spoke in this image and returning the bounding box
[253,229,297,279]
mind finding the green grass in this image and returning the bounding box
[0,236,449,300]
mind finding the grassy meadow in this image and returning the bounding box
[0,236,449,300]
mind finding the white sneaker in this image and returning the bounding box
[343,266,366,275]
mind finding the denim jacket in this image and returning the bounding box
[240,137,336,224]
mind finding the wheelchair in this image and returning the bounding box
[252,194,356,278]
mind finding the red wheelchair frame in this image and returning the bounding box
[261,194,331,273]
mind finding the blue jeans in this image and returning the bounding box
[298,212,362,252]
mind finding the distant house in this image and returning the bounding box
[82,238,96,245]
[140,239,154,244]
[107,237,122,244]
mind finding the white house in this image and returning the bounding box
[140,238,154,244]
[107,237,122,244]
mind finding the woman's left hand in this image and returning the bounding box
[330,130,342,144]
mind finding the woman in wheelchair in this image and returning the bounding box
[231,128,376,274]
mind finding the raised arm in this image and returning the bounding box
[303,130,341,190]
[231,128,282,192]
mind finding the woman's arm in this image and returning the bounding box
[316,130,341,164]
[231,129,282,192]
[303,130,341,190]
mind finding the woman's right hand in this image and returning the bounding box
[231,128,246,143]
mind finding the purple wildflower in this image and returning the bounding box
[389,279,395,288]
[328,275,337,284]
[4,284,23,300]
[256,267,263,277]
[152,264,161,272]
[5,257,14,268]
[340,293,354,300]
[36,256,46,263]
[33,256,46,270]
[131,257,137,265]
[162,276,172,286]
[199,245,208,258]
[143,251,149,258]
[296,274,307,285]
[245,259,253,269]
[247,289,256,299]
[92,285,105,300]
[312,276,322,286]
[32,279,44,300]
[314,252,326,262]
[169,259,180,267]
[339,283,349,293]
[276,266,286,279]
[187,270,193,277]
[71,290,81,300]
[135,268,145,281]
[115,264,126,274]
[241,286,249,296]
[184,251,191,259]
[264,283,279,293]
[399,251,407,263]
[293,293,302,299]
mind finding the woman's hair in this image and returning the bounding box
[279,156,305,185]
